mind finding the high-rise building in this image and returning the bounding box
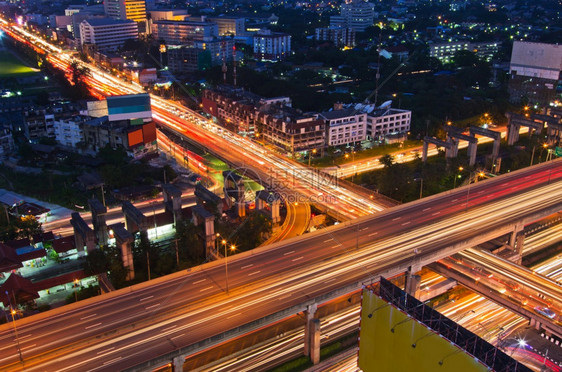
[152,19,218,44]
[104,0,146,23]
[335,0,375,32]
[509,41,562,106]
[315,27,356,48]
[207,17,245,36]
[104,0,147,32]
[253,29,291,62]
[80,18,138,51]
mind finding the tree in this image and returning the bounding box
[16,215,42,240]
[84,249,109,275]
[175,220,204,260]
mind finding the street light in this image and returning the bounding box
[9,307,22,361]
[225,243,236,293]
[454,166,463,189]
[73,279,79,303]
[308,149,316,167]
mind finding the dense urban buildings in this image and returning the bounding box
[1,0,562,370]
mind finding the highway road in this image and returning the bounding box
[0,19,390,220]
[200,216,562,372]
[0,161,561,371]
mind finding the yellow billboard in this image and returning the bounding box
[358,289,488,372]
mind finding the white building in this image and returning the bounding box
[366,106,411,140]
[429,41,500,63]
[508,41,562,105]
[336,0,375,32]
[510,41,562,81]
[207,17,245,36]
[54,117,85,148]
[253,29,291,62]
[79,18,138,51]
[152,19,218,44]
[319,107,367,146]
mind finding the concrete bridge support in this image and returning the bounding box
[70,212,96,255]
[192,205,217,260]
[172,355,185,372]
[506,112,543,145]
[89,198,108,246]
[163,184,183,224]
[422,137,453,163]
[223,170,246,218]
[405,265,421,297]
[303,304,320,364]
[256,190,281,224]
[508,224,525,263]
[111,223,135,281]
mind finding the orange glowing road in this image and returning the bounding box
[0,20,387,220]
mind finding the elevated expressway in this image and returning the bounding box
[0,162,561,371]
[0,18,386,221]
[432,247,562,338]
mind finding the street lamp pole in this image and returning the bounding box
[222,239,228,292]
[9,307,22,362]
[454,166,463,189]
[308,149,316,167]
[74,279,79,302]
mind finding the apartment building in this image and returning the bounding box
[53,117,85,148]
[202,88,261,134]
[319,107,367,146]
[257,106,324,154]
[429,41,500,63]
[152,19,218,44]
[315,27,356,48]
[79,18,138,51]
[253,29,291,62]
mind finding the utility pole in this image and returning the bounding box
[146,250,151,281]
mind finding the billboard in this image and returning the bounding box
[128,129,143,147]
[107,94,152,122]
[358,278,531,372]
[359,290,487,372]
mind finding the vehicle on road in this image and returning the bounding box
[534,306,556,319]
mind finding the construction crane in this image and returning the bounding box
[364,28,406,105]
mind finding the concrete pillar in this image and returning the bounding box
[237,199,246,218]
[515,233,525,256]
[492,139,500,160]
[509,224,524,248]
[303,304,317,357]
[271,199,281,224]
[74,233,84,255]
[119,240,134,281]
[467,142,477,166]
[507,123,520,145]
[257,197,265,210]
[405,273,421,297]
[89,198,108,246]
[172,355,184,372]
[445,138,458,158]
[309,318,321,365]
[422,141,428,162]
